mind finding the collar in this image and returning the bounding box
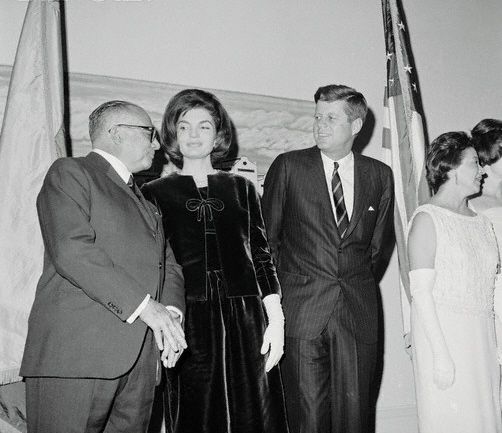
[320,150,354,171]
[92,149,131,183]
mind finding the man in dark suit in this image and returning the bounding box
[20,100,187,433]
[262,84,394,433]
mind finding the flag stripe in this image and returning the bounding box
[381,0,430,335]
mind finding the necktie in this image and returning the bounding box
[127,175,142,200]
[331,162,349,237]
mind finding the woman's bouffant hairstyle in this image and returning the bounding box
[471,118,502,167]
[161,89,233,168]
[426,131,472,194]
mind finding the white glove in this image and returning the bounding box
[410,268,455,390]
[260,294,285,372]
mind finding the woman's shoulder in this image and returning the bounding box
[144,172,181,188]
[409,203,437,221]
[213,171,255,188]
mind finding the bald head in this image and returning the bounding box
[89,100,149,146]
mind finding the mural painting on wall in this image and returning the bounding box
[0,66,315,190]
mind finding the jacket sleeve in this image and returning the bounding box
[37,159,147,320]
[370,164,395,281]
[247,179,281,297]
[141,182,185,315]
[261,154,287,264]
[161,238,186,315]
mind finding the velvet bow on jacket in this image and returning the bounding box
[143,172,281,301]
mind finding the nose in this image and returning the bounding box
[152,139,160,150]
[189,127,199,138]
[479,165,485,175]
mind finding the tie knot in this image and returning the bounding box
[127,175,134,188]
[333,161,339,171]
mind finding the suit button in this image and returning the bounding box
[338,248,342,253]
[158,262,163,269]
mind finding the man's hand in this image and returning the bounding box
[139,299,187,353]
[161,310,184,368]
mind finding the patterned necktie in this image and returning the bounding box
[331,161,349,237]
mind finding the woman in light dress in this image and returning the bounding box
[407,131,501,433]
[470,119,502,364]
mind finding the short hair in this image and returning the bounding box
[161,89,232,168]
[471,119,502,166]
[314,84,368,123]
[426,131,472,193]
[471,118,502,136]
[88,100,142,142]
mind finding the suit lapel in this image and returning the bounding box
[86,152,157,231]
[306,147,341,244]
[344,153,369,239]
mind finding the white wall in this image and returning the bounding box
[2,1,501,431]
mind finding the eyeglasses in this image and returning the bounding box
[109,124,158,143]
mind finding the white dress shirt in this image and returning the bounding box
[320,150,354,224]
[91,149,183,323]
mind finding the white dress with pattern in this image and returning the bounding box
[410,204,501,433]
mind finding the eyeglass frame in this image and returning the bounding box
[109,124,158,143]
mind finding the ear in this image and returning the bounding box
[108,125,121,144]
[351,118,363,136]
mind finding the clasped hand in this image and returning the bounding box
[139,299,187,368]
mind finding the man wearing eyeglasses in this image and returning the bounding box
[20,100,186,433]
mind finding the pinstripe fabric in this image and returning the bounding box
[262,146,395,344]
[263,146,394,433]
[331,162,349,237]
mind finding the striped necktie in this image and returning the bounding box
[331,161,349,237]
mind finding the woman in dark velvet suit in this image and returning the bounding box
[143,89,289,433]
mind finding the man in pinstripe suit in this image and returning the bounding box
[262,84,394,433]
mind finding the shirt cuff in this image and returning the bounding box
[126,294,150,324]
[166,305,184,323]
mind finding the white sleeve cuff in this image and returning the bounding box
[126,294,150,324]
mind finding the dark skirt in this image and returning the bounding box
[164,270,289,433]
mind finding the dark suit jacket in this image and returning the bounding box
[20,152,185,379]
[262,147,394,344]
[143,172,281,300]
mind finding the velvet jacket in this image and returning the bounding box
[143,172,281,301]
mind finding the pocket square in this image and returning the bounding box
[368,206,375,211]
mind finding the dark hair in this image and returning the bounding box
[161,89,232,168]
[426,131,472,193]
[314,84,368,123]
[471,119,502,166]
[88,100,141,142]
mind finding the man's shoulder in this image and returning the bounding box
[46,155,89,176]
[355,153,392,176]
[280,146,316,159]
[271,146,317,167]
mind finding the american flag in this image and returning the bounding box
[0,0,66,384]
[381,0,430,335]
